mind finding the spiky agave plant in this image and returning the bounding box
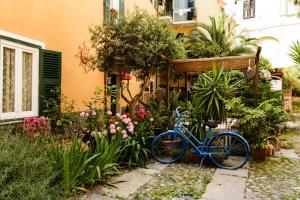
[192,64,240,123]
[289,40,300,65]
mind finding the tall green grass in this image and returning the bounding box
[0,133,65,199]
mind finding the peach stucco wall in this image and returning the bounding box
[0,0,156,111]
[0,0,104,109]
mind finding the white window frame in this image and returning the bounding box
[0,39,39,120]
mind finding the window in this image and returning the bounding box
[0,40,39,119]
[173,0,196,22]
[104,0,125,23]
[243,0,255,19]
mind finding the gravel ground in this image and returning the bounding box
[245,129,300,200]
[131,163,215,200]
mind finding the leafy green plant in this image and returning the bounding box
[43,87,78,134]
[289,40,300,65]
[50,135,121,193]
[226,98,289,149]
[259,56,273,71]
[120,121,154,169]
[186,13,256,57]
[283,66,300,90]
[192,65,239,122]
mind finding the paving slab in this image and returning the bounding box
[201,173,246,200]
[279,149,299,160]
[82,162,168,200]
[215,167,248,178]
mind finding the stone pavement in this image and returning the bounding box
[201,164,248,200]
[81,162,168,200]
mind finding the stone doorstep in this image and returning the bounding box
[81,162,168,200]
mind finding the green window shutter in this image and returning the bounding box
[104,0,111,23]
[119,0,125,19]
[39,49,61,115]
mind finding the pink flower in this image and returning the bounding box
[110,129,116,134]
[109,124,116,129]
[92,111,97,116]
[122,118,129,124]
[107,111,113,116]
[80,111,86,118]
[121,114,127,119]
[121,130,127,135]
[122,133,128,139]
[128,128,134,133]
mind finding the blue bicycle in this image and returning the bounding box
[151,108,250,170]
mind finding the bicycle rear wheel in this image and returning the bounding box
[151,131,187,164]
[207,132,249,170]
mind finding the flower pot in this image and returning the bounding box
[250,147,268,161]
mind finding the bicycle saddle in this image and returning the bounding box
[204,120,218,128]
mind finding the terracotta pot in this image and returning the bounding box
[251,147,268,161]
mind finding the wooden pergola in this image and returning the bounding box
[166,47,261,104]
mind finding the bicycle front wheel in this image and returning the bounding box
[208,132,249,170]
[151,131,187,164]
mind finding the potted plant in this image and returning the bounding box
[227,98,289,161]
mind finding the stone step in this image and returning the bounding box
[81,162,168,200]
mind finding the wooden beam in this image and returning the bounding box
[172,55,256,72]
[254,47,262,106]
[185,72,188,99]
[166,65,170,107]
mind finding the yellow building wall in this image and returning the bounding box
[0,0,156,112]
[0,0,104,110]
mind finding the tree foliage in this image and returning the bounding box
[87,10,185,111]
[186,13,256,58]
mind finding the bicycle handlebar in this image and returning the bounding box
[175,107,186,119]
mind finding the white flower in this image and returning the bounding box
[150,118,154,122]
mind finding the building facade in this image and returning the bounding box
[0,0,156,120]
[0,0,223,120]
[224,0,300,68]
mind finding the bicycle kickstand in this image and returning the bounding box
[199,155,207,168]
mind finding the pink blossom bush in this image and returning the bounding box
[18,117,48,139]
[102,111,135,140]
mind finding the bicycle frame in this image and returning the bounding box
[173,112,213,157]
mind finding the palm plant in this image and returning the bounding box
[192,64,240,122]
[187,13,256,57]
[289,40,300,65]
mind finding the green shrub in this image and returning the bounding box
[0,133,65,199]
[226,98,289,149]
[259,56,273,72]
[184,41,223,58]
[120,121,154,169]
